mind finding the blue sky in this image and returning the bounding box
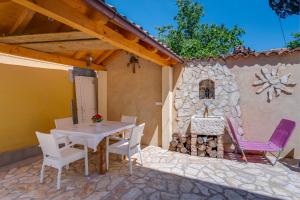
[106,0,300,52]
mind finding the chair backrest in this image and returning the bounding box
[121,115,137,124]
[129,123,145,148]
[36,132,61,158]
[226,117,242,146]
[55,117,73,129]
[269,119,296,149]
[54,117,73,128]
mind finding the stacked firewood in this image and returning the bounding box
[169,133,223,158]
[169,133,191,154]
[196,136,219,158]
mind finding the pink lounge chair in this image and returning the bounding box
[226,117,296,165]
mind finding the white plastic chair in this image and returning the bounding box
[121,115,137,139]
[54,117,84,148]
[54,117,73,128]
[106,123,145,174]
[110,115,137,141]
[36,132,88,190]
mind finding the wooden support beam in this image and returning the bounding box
[12,0,172,66]
[72,51,87,60]
[101,50,123,66]
[0,31,95,44]
[95,50,114,64]
[9,8,35,34]
[0,43,105,70]
[19,39,116,53]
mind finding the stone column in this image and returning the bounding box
[97,71,107,120]
[162,66,173,149]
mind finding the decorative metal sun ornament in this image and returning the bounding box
[253,66,296,102]
[127,55,140,73]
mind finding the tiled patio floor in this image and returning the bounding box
[0,146,300,200]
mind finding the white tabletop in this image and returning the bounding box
[51,121,135,151]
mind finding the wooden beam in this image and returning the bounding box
[101,50,123,66]
[19,39,116,53]
[72,51,87,59]
[95,50,114,64]
[0,31,95,44]
[9,8,35,34]
[12,0,172,66]
[0,43,105,70]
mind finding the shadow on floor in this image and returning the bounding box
[104,162,281,200]
[0,150,295,200]
[280,158,300,173]
[224,153,271,165]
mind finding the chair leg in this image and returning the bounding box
[128,154,132,175]
[272,150,282,166]
[40,163,45,183]
[85,154,89,176]
[241,149,248,163]
[138,145,143,166]
[57,168,62,190]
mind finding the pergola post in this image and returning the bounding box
[162,66,173,149]
[97,71,107,120]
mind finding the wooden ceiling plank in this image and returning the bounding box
[9,8,35,34]
[11,0,171,66]
[0,31,96,44]
[0,42,105,70]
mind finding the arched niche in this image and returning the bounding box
[199,79,215,99]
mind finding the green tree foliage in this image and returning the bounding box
[287,32,300,49]
[157,0,245,59]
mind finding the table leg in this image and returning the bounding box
[98,139,107,174]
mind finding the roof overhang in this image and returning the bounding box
[0,0,182,69]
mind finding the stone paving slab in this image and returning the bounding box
[0,146,299,200]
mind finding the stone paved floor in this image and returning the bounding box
[0,146,300,200]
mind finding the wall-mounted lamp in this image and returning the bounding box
[86,55,93,67]
[127,55,140,73]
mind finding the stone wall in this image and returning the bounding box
[174,60,243,143]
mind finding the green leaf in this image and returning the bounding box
[156,0,245,59]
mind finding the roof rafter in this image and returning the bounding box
[9,8,35,34]
[11,0,172,66]
[101,49,123,66]
[95,50,114,64]
[0,31,95,44]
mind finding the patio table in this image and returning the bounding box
[51,121,135,174]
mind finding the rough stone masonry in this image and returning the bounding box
[173,60,244,152]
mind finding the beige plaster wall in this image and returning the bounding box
[227,53,300,158]
[106,52,162,146]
